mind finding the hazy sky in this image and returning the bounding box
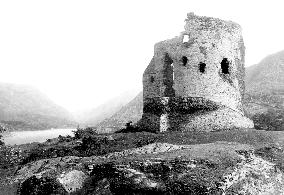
[0,0,283,112]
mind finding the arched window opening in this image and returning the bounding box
[221,58,230,74]
[182,56,188,66]
[199,62,206,73]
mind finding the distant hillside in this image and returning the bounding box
[96,92,143,133]
[0,83,75,130]
[244,50,284,131]
[97,50,284,132]
[75,90,139,126]
[246,50,284,94]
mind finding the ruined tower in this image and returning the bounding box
[139,13,254,132]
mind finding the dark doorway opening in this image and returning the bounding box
[221,58,230,74]
[163,53,175,97]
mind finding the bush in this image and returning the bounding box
[58,135,73,142]
[73,127,98,139]
[80,136,111,156]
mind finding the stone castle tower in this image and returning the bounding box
[139,13,254,132]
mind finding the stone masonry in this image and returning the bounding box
[139,13,254,132]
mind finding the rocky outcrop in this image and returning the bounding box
[2,141,284,194]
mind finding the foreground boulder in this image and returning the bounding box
[2,141,284,194]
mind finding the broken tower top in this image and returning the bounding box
[184,12,241,33]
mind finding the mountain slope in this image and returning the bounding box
[246,50,284,94]
[96,92,143,133]
[244,50,284,131]
[75,90,139,126]
[0,83,75,130]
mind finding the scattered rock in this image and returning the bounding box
[57,170,87,193]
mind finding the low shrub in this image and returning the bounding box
[73,127,97,139]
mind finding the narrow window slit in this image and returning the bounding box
[199,62,206,73]
[182,56,188,66]
[221,58,230,74]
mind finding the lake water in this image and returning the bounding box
[2,128,76,145]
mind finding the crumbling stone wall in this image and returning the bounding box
[139,13,254,132]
